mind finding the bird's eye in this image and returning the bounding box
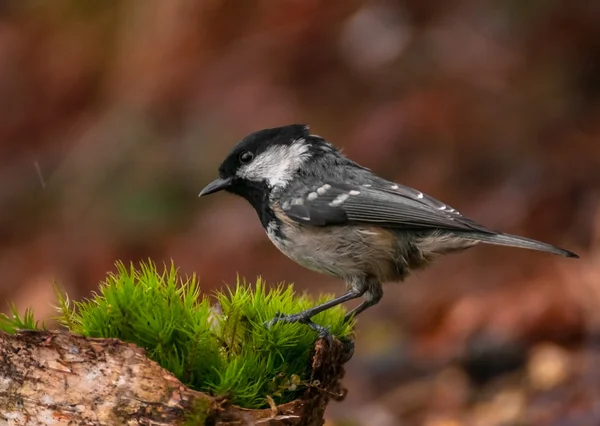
[239,151,254,164]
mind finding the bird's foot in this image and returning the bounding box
[265,312,332,341]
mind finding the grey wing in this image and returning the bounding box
[282,181,493,233]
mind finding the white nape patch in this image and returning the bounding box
[349,190,360,195]
[307,192,318,201]
[236,139,311,187]
[329,193,349,206]
[416,191,424,199]
[317,184,331,195]
[391,184,399,190]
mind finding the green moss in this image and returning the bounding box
[1,261,353,409]
[184,397,212,426]
[0,304,43,333]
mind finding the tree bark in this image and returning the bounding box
[0,330,350,425]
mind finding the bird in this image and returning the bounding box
[199,124,579,336]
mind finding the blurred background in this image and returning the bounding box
[0,1,599,424]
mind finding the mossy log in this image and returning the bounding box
[0,330,350,425]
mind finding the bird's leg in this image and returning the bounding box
[344,283,383,323]
[265,288,365,336]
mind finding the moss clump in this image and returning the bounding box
[184,397,212,426]
[1,261,353,409]
[0,305,41,333]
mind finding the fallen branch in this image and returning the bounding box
[0,330,350,425]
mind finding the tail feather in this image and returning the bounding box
[461,232,579,258]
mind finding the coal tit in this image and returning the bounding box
[200,124,579,335]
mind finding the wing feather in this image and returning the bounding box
[282,181,492,233]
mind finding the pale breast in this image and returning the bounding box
[266,219,400,281]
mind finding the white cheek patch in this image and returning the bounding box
[236,139,311,187]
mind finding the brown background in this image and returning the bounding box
[0,1,599,424]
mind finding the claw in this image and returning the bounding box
[264,317,278,330]
[305,319,333,346]
[306,319,331,338]
[264,311,332,341]
[312,322,333,346]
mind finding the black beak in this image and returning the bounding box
[199,177,232,196]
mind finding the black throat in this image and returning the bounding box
[227,179,276,228]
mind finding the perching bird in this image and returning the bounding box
[199,124,578,335]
